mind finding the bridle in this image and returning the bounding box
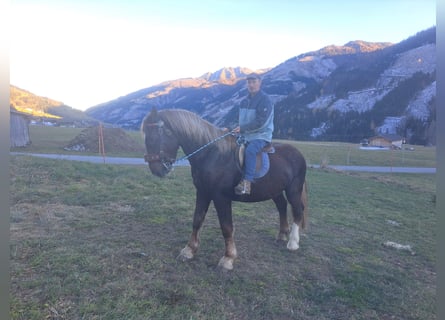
[143,120,176,171]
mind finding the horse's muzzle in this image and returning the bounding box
[144,153,174,177]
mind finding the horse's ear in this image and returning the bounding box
[149,107,161,122]
[142,107,158,132]
[150,107,158,117]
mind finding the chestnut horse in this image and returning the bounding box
[141,108,308,270]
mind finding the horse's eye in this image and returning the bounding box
[145,134,156,147]
[164,128,173,136]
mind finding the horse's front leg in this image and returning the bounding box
[213,195,237,270]
[178,190,211,261]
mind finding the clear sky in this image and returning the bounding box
[10,0,436,111]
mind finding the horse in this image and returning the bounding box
[141,108,308,270]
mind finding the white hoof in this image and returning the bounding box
[218,256,234,270]
[287,223,300,251]
[287,240,299,251]
[178,245,194,261]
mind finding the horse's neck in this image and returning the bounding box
[177,131,213,156]
[178,137,203,157]
[174,126,232,161]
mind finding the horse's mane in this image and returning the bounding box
[157,109,233,154]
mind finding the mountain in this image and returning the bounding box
[199,66,270,83]
[10,85,98,126]
[85,67,264,129]
[86,27,435,145]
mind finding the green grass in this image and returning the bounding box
[11,126,436,167]
[280,140,436,168]
[10,155,436,319]
[12,125,145,157]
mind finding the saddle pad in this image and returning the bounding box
[237,144,274,179]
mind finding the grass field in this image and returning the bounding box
[10,149,436,319]
[11,125,437,169]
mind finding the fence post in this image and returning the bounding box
[98,123,106,163]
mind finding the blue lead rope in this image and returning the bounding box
[174,130,237,165]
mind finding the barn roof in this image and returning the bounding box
[10,107,32,118]
[369,134,403,142]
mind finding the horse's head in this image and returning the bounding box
[141,108,180,177]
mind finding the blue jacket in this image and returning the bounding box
[238,90,274,142]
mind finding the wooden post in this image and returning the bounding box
[390,145,393,173]
[98,123,106,163]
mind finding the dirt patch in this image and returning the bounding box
[10,203,89,240]
[63,126,144,153]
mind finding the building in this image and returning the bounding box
[10,108,31,147]
[368,134,404,149]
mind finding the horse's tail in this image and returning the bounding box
[300,180,308,230]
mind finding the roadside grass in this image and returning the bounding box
[13,126,86,154]
[281,140,436,168]
[11,126,436,168]
[10,155,436,319]
[11,125,145,157]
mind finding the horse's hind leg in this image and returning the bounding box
[178,190,211,261]
[285,180,307,251]
[273,193,289,242]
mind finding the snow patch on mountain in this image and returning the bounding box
[330,89,390,113]
[307,88,390,114]
[406,81,435,120]
[269,55,337,82]
[307,95,335,110]
[375,80,435,135]
[311,122,329,138]
[378,44,435,88]
[200,67,255,83]
[376,117,403,135]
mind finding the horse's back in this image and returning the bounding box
[269,142,306,179]
[272,142,306,165]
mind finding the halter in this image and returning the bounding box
[144,119,236,171]
[143,120,177,171]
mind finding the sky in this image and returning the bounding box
[10,0,436,111]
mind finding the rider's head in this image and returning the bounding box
[246,73,261,96]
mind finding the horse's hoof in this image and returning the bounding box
[276,232,289,242]
[177,246,194,261]
[218,256,234,270]
[287,240,299,251]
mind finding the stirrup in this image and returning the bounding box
[235,179,251,195]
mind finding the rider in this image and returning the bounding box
[233,73,274,195]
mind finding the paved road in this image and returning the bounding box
[11,152,436,174]
[10,152,189,166]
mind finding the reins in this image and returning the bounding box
[174,130,236,164]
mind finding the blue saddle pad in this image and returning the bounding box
[237,144,275,180]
